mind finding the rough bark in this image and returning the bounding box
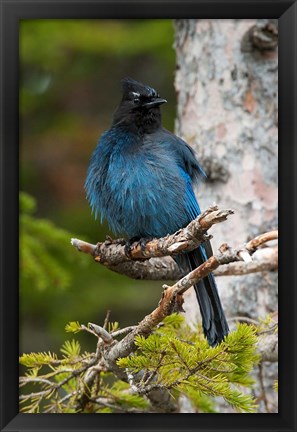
[71,205,234,279]
[174,18,278,413]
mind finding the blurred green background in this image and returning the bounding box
[20,19,176,354]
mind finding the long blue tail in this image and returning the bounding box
[179,243,229,346]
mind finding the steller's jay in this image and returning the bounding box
[85,78,229,346]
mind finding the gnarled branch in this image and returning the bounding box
[71,207,277,281]
[102,230,278,369]
[71,205,234,265]
[70,208,278,409]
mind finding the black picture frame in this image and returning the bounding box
[1,1,296,431]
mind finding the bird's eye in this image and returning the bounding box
[131,92,140,104]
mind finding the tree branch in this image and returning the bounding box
[21,227,278,413]
[102,231,278,369]
[214,247,278,276]
[71,205,234,266]
[71,206,278,367]
[71,207,277,281]
[70,211,278,409]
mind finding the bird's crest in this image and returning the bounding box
[121,77,159,100]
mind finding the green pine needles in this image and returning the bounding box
[19,192,264,413]
[20,314,260,413]
[118,315,260,413]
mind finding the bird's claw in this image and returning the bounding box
[138,237,153,252]
[124,236,141,258]
[124,237,153,258]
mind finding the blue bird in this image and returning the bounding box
[85,78,229,346]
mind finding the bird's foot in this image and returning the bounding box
[137,237,154,255]
[105,236,127,246]
[124,236,141,258]
[124,237,153,258]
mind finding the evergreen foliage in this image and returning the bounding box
[20,314,260,413]
[118,315,260,413]
[20,191,89,293]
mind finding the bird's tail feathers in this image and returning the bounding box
[179,245,229,346]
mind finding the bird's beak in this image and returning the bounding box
[142,98,167,108]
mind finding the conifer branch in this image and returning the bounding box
[21,210,278,413]
[71,205,234,264]
[71,208,277,281]
[101,231,278,371]
[70,215,279,387]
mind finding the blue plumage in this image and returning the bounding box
[86,126,204,237]
[85,78,229,346]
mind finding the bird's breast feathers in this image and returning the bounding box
[85,129,194,237]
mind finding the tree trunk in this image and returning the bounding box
[174,19,278,413]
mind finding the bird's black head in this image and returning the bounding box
[112,78,167,133]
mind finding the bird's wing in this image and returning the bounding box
[179,166,214,258]
[155,129,213,241]
[153,128,206,216]
[158,128,206,186]
[85,130,113,221]
[179,166,201,219]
